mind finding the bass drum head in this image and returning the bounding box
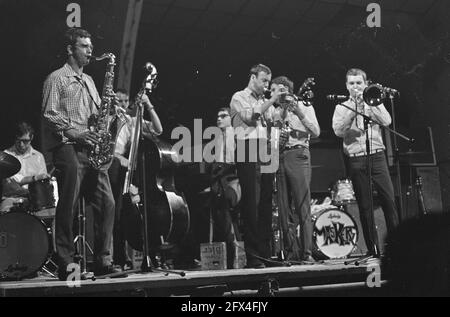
[312,208,358,260]
[0,212,50,280]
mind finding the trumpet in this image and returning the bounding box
[363,83,399,107]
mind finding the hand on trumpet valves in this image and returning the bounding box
[270,84,289,103]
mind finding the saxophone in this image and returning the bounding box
[87,53,126,169]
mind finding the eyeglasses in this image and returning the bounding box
[16,138,31,144]
[217,114,229,119]
[74,44,94,51]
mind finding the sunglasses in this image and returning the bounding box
[16,138,31,144]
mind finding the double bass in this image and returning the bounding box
[122,63,189,253]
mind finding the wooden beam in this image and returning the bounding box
[117,0,144,93]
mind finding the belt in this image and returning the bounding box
[284,144,306,151]
[349,149,384,158]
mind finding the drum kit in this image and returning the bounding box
[311,178,359,260]
[312,150,431,261]
[0,151,57,280]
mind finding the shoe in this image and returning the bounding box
[264,260,290,267]
[94,265,128,278]
[301,255,317,264]
[123,260,134,271]
[246,259,266,269]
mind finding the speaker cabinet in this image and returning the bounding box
[401,166,444,220]
[416,167,443,214]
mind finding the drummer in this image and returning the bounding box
[1,122,50,212]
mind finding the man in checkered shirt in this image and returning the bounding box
[42,28,122,280]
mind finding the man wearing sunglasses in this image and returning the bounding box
[206,107,242,268]
[1,122,49,212]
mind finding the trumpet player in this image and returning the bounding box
[332,68,399,256]
[268,76,320,263]
[229,64,285,268]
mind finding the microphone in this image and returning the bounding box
[383,87,399,96]
[326,95,348,101]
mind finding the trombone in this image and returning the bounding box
[363,83,399,106]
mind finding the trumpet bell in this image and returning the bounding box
[363,84,385,107]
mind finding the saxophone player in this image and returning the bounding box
[268,76,320,263]
[42,28,123,280]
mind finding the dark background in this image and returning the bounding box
[1,0,449,214]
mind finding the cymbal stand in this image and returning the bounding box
[73,197,94,276]
[271,171,287,262]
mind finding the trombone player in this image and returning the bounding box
[332,68,399,257]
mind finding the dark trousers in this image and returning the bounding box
[235,139,273,263]
[53,144,115,269]
[108,157,131,266]
[277,147,312,259]
[347,151,399,254]
[211,175,241,268]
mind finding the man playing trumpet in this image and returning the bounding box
[268,76,320,263]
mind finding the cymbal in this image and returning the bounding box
[0,151,21,179]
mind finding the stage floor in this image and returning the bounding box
[0,258,381,297]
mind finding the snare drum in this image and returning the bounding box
[28,178,56,212]
[0,212,52,280]
[331,179,356,206]
[312,207,358,260]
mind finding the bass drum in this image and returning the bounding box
[312,207,358,260]
[0,212,51,280]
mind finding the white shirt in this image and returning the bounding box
[115,115,159,156]
[269,101,320,148]
[332,99,392,156]
[4,145,47,185]
[230,88,269,140]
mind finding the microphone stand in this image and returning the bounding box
[337,98,412,266]
[388,95,404,223]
